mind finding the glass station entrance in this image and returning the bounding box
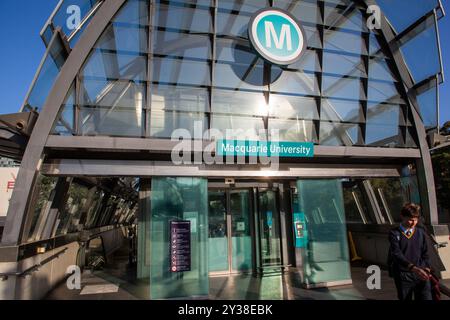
[208,187,284,276]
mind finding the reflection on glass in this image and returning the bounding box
[208,191,228,272]
[399,16,441,84]
[324,29,367,55]
[212,89,267,117]
[212,115,265,140]
[368,81,405,104]
[152,57,211,86]
[269,119,318,143]
[323,51,366,77]
[258,190,282,267]
[321,98,364,123]
[366,124,403,147]
[24,35,68,111]
[297,179,351,286]
[269,95,319,120]
[230,190,252,272]
[416,83,438,130]
[150,177,209,299]
[323,76,365,100]
[153,2,212,33]
[320,122,363,146]
[271,70,320,96]
[153,30,211,60]
[324,3,367,32]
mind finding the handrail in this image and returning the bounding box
[0,248,68,281]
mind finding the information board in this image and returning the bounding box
[170,221,191,273]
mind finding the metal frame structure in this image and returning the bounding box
[0,0,445,251]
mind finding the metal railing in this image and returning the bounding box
[0,248,68,281]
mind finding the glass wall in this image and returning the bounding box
[150,177,209,299]
[297,179,351,286]
[51,0,420,149]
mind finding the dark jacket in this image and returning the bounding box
[388,226,431,276]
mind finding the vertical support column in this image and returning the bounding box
[277,184,290,270]
[137,179,151,280]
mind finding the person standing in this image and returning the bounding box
[388,203,432,300]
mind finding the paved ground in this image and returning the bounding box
[46,252,450,300]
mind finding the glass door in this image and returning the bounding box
[230,190,252,272]
[208,190,229,273]
[208,189,253,274]
[257,189,282,267]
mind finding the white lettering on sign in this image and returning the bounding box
[265,22,292,51]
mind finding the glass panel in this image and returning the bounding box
[150,84,209,138]
[367,81,405,104]
[212,89,267,117]
[342,179,374,224]
[217,0,269,14]
[399,16,442,84]
[367,102,406,126]
[53,83,76,136]
[320,122,363,146]
[214,62,266,91]
[26,176,58,242]
[366,124,403,147]
[376,0,439,33]
[211,115,265,140]
[269,95,319,120]
[324,29,367,55]
[208,191,228,273]
[151,85,209,112]
[275,0,322,24]
[51,0,103,36]
[56,181,89,235]
[153,2,213,33]
[368,57,396,82]
[303,25,322,49]
[297,179,351,285]
[370,178,408,224]
[153,30,211,60]
[82,51,147,81]
[269,119,318,143]
[79,81,144,137]
[258,190,282,266]
[24,35,68,111]
[114,0,149,25]
[230,190,252,272]
[271,70,320,96]
[95,24,148,53]
[216,10,252,38]
[153,57,211,86]
[321,98,365,123]
[150,111,208,139]
[288,49,321,72]
[416,82,438,130]
[324,3,367,32]
[323,76,365,100]
[323,52,366,77]
[150,177,209,299]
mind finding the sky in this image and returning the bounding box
[0,1,449,126]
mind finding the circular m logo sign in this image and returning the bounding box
[249,8,306,66]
